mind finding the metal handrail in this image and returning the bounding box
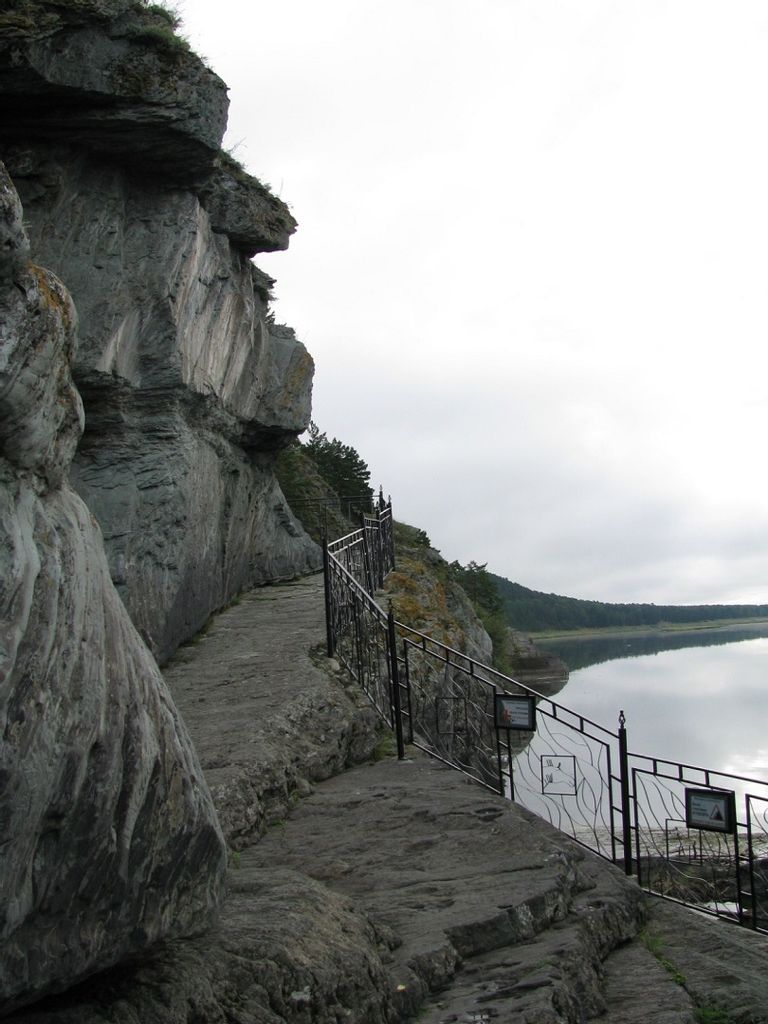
[394,626,618,742]
[323,502,768,933]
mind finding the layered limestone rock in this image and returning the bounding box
[0,1,317,661]
[0,0,227,186]
[0,164,227,1014]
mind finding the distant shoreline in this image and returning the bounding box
[529,618,768,643]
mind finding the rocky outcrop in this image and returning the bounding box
[0,164,227,1015]
[384,523,494,663]
[381,523,571,788]
[0,755,647,1024]
[0,866,399,1024]
[0,0,227,186]
[508,630,569,698]
[200,153,298,257]
[0,1,318,661]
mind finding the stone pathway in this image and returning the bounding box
[162,575,382,845]
[10,576,768,1023]
[243,755,644,1022]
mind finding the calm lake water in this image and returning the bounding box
[538,628,768,781]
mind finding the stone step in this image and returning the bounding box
[599,895,768,1024]
[242,754,645,1023]
[600,941,697,1024]
[635,899,768,1023]
[406,883,644,1023]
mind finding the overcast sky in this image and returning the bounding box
[178,0,768,606]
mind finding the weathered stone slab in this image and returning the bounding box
[2,868,397,1024]
[163,576,381,845]
[641,898,768,1023]
[601,940,697,1023]
[243,755,644,1021]
[0,754,643,1024]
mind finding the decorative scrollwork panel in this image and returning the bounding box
[505,713,618,861]
[402,640,501,791]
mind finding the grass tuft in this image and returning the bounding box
[126,23,190,53]
[641,931,735,1023]
[142,1,182,29]
[372,732,397,762]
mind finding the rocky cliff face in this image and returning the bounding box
[0,0,319,662]
[0,0,324,1010]
[0,162,226,1014]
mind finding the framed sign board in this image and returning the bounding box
[495,693,536,731]
[685,788,736,835]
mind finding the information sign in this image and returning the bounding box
[495,693,536,731]
[684,788,736,835]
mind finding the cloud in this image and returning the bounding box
[181,0,768,604]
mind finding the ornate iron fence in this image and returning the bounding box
[323,506,768,934]
[395,629,633,866]
[291,493,379,528]
[626,754,768,928]
[323,499,401,738]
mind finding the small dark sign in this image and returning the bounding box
[685,788,736,835]
[495,693,536,731]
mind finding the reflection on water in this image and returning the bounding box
[539,622,768,672]
[536,631,768,778]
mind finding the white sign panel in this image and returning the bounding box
[685,788,735,834]
[495,694,536,731]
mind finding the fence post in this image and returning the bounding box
[387,606,406,760]
[388,497,396,571]
[495,716,505,798]
[375,505,385,589]
[322,539,335,658]
[360,512,375,595]
[618,710,633,876]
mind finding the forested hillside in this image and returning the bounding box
[489,573,768,632]
[278,426,768,637]
[275,422,374,543]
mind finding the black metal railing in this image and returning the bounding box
[394,624,631,868]
[288,491,385,548]
[323,499,401,744]
[625,754,768,929]
[323,505,768,934]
